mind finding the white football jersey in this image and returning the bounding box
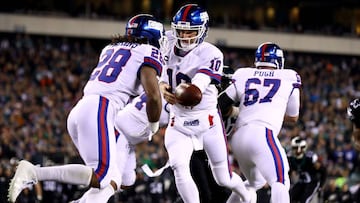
[84,42,163,110]
[115,91,170,145]
[225,67,301,134]
[160,31,223,115]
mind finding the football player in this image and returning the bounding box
[71,91,170,202]
[348,98,360,150]
[8,14,165,203]
[288,136,327,203]
[190,66,235,203]
[219,42,302,203]
[159,4,255,203]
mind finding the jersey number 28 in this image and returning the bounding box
[89,48,131,83]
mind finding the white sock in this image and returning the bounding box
[35,164,92,186]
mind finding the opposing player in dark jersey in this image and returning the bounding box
[288,136,327,203]
[348,98,360,150]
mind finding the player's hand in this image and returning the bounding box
[159,82,176,104]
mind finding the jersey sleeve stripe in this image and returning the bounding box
[197,69,221,84]
[143,57,163,76]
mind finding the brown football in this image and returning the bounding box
[175,83,202,107]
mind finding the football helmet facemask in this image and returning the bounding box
[125,14,167,51]
[291,136,307,159]
[254,42,285,69]
[171,4,209,52]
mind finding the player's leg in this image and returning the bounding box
[8,100,96,203]
[71,96,121,189]
[301,182,320,203]
[190,150,212,203]
[203,113,254,203]
[251,126,290,203]
[70,129,136,203]
[191,150,231,203]
[165,126,199,203]
[290,182,303,202]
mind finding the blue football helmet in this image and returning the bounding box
[254,42,285,69]
[125,14,166,50]
[171,4,209,51]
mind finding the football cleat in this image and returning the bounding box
[8,160,38,203]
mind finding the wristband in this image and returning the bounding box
[149,121,160,134]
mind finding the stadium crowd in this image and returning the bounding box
[1,0,359,37]
[0,33,359,203]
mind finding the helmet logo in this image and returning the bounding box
[200,12,209,21]
[148,20,163,31]
[127,23,138,29]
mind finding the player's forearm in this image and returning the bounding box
[284,115,298,123]
[146,97,161,122]
[218,92,235,117]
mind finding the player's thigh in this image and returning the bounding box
[67,103,80,149]
[116,134,130,172]
[164,127,194,166]
[203,115,228,164]
[230,127,266,189]
[75,96,117,165]
[250,127,289,186]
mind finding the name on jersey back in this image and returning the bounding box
[254,70,274,77]
[117,42,140,48]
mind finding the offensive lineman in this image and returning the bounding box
[219,42,302,203]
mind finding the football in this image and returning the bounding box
[174,83,202,107]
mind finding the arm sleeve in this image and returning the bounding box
[286,87,300,117]
[192,73,211,93]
